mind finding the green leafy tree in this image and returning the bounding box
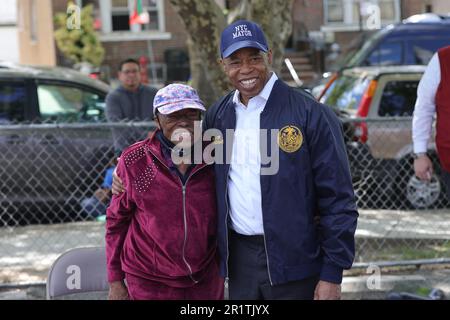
[54,3,105,67]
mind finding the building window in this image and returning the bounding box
[111,0,130,31]
[141,0,160,31]
[0,0,17,26]
[378,0,396,21]
[324,0,400,30]
[100,0,164,33]
[327,0,344,23]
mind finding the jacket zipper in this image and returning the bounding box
[224,166,231,300]
[262,229,273,286]
[181,183,198,284]
[224,110,236,299]
[259,111,274,286]
[147,147,207,284]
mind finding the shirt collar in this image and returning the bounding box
[233,72,278,106]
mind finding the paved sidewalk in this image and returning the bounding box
[0,221,105,283]
[356,209,450,239]
[1,209,450,295]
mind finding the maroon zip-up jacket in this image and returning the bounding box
[106,131,218,287]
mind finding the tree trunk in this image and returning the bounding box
[169,0,294,106]
[186,36,219,107]
[169,0,230,106]
[228,0,294,74]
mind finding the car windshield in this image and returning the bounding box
[345,28,390,69]
[330,47,358,71]
[321,73,370,114]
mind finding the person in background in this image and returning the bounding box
[106,58,158,157]
[80,165,115,220]
[413,45,450,200]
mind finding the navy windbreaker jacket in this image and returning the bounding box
[203,79,359,285]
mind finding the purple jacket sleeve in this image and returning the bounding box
[105,158,135,282]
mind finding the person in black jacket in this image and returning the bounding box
[112,20,358,300]
[201,20,358,300]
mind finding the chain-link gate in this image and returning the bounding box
[0,118,449,285]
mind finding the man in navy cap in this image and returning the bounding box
[112,20,358,300]
[202,20,358,300]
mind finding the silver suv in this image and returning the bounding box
[321,65,447,209]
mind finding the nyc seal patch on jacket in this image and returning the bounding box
[278,125,303,153]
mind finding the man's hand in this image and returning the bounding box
[414,154,433,182]
[108,281,129,300]
[111,166,125,195]
[94,188,111,203]
[314,280,341,300]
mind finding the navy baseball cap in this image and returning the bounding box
[220,20,268,58]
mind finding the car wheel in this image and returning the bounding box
[394,155,448,210]
[406,174,441,209]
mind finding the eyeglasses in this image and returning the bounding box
[158,111,201,123]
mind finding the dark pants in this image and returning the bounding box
[228,229,319,300]
[442,169,450,200]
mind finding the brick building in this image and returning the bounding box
[292,0,450,55]
[17,0,450,85]
[52,0,189,84]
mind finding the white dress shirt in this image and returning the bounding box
[412,52,441,153]
[228,73,278,235]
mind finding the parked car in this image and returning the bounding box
[321,65,448,209]
[0,62,114,225]
[315,13,450,100]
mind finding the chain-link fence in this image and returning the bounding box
[0,122,155,227]
[0,118,449,285]
[342,117,449,265]
[343,117,448,211]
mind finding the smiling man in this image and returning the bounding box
[202,20,359,300]
[106,59,158,157]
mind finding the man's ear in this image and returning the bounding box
[218,58,226,71]
[266,49,273,66]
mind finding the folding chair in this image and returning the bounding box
[46,247,109,300]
